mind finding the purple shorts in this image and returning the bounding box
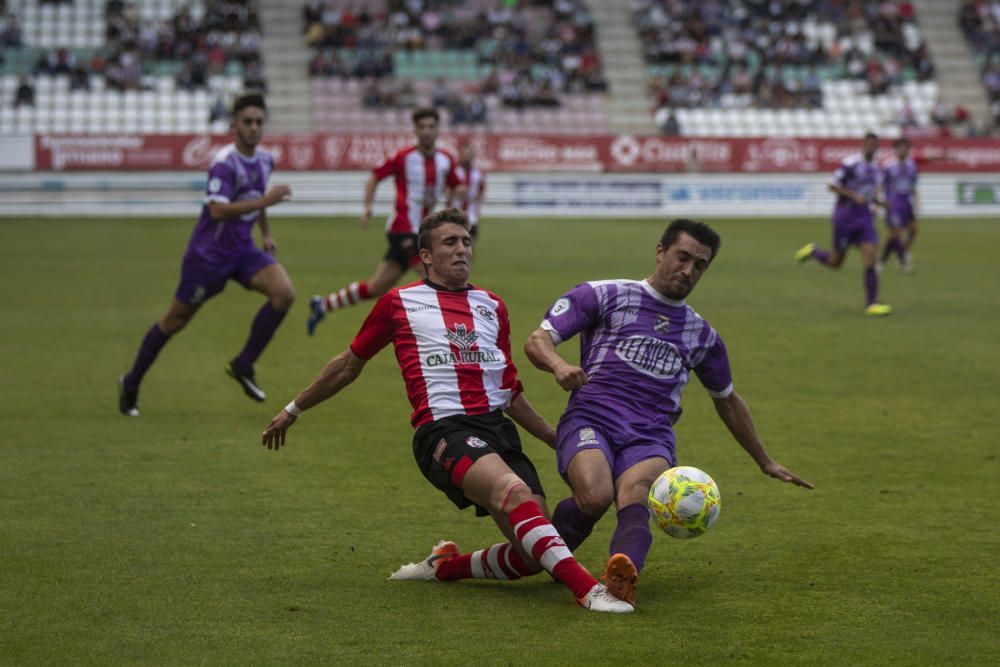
[886,200,915,229]
[555,407,676,484]
[175,243,275,306]
[832,208,878,253]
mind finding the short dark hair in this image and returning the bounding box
[863,131,879,140]
[659,219,721,261]
[418,208,470,251]
[894,137,910,148]
[233,93,266,116]
[412,107,440,125]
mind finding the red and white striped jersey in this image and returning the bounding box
[350,280,524,428]
[373,146,461,234]
[448,164,486,226]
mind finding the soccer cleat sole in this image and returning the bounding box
[601,553,638,606]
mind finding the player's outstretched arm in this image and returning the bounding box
[257,209,277,254]
[711,391,814,489]
[209,184,292,221]
[524,328,588,391]
[360,173,378,228]
[261,348,368,450]
[504,392,557,449]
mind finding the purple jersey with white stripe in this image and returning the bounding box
[186,144,275,262]
[541,279,733,429]
[882,157,918,208]
[831,154,880,223]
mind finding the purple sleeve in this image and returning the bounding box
[204,159,235,204]
[540,283,601,345]
[694,334,733,397]
[831,161,850,187]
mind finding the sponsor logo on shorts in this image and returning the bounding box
[465,436,488,449]
[550,298,571,316]
[432,438,448,462]
[191,285,206,305]
[577,428,599,447]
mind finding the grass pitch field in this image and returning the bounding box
[1,215,998,665]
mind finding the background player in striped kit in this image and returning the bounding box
[307,107,462,334]
[447,141,486,243]
[525,219,814,606]
[118,93,293,415]
[263,209,632,613]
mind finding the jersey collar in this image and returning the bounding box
[423,278,472,292]
[641,279,686,307]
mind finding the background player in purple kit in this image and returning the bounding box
[795,132,892,317]
[118,93,294,415]
[524,219,814,606]
[878,137,918,273]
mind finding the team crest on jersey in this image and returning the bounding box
[654,315,670,333]
[465,436,488,449]
[445,323,478,350]
[475,305,495,321]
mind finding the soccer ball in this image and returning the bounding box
[648,466,721,539]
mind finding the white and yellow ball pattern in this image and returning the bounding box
[648,466,721,539]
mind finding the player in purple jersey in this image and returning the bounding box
[118,93,294,416]
[524,219,814,606]
[878,137,918,273]
[795,132,892,317]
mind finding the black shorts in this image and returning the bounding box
[412,410,545,517]
[384,233,420,271]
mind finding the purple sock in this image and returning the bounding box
[233,303,287,371]
[812,247,831,265]
[551,497,600,553]
[609,504,653,573]
[880,240,895,262]
[864,266,878,305]
[896,240,909,262]
[124,323,171,389]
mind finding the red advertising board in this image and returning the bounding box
[33,133,1000,173]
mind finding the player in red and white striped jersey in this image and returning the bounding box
[307,107,463,335]
[447,142,486,242]
[263,209,632,613]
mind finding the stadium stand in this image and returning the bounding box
[305,0,612,135]
[634,0,941,137]
[958,0,1000,132]
[0,0,264,135]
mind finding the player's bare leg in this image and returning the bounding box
[228,264,295,401]
[309,260,407,335]
[879,226,909,272]
[902,220,917,272]
[119,298,201,416]
[859,242,891,316]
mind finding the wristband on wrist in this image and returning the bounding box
[285,401,302,416]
